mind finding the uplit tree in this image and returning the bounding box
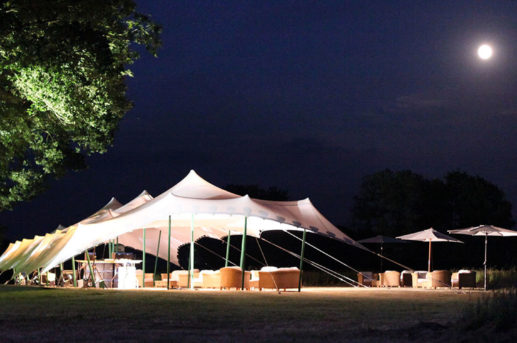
[0,0,161,210]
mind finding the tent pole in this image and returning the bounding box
[71,255,77,287]
[167,215,171,290]
[85,250,96,287]
[298,228,307,292]
[428,240,432,272]
[109,240,112,258]
[38,268,42,286]
[153,230,162,286]
[484,234,488,291]
[142,228,147,288]
[225,230,231,267]
[240,216,248,290]
[59,263,64,286]
[188,214,195,289]
[115,237,119,256]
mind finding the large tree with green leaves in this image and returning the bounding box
[0,0,160,210]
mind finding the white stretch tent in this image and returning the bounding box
[0,197,123,274]
[37,170,363,272]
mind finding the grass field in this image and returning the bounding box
[0,286,511,342]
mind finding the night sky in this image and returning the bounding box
[3,0,517,241]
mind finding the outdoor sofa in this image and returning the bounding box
[250,266,300,291]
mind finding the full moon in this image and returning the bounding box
[477,44,493,60]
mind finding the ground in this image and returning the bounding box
[0,286,507,342]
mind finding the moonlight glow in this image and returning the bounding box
[477,44,493,60]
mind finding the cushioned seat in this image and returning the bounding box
[201,270,221,288]
[177,269,200,288]
[357,271,379,287]
[253,266,300,291]
[451,270,476,289]
[428,270,451,289]
[411,271,429,288]
[382,270,400,287]
[220,267,250,290]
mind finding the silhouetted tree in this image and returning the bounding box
[445,171,514,228]
[225,184,289,201]
[351,169,514,237]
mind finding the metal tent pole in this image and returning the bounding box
[167,215,171,290]
[240,216,248,290]
[153,230,162,286]
[188,214,195,289]
[85,250,96,287]
[225,230,231,267]
[484,234,488,291]
[298,228,307,292]
[142,228,147,288]
[115,237,119,256]
[71,255,77,287]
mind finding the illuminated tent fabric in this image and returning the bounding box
[41,170,364,271]
[0,241,21,270]
[7,197,123,274]
[0,236,45,271]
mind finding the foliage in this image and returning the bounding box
[0,0,161,210]
[351,169,514,237]
[225,184,290,201]
[461,289,517,332]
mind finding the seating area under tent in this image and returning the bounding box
[0,170,370,291]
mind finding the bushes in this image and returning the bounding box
[461,289,517,333]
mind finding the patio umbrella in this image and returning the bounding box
[397,228,463,272]
[448,225,517,290]
[358,235,406,271]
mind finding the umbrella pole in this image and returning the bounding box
[153,230,162,286]
[167,215,171,290]
[484,234,488,291]
[142,228,146,288]
[428,240,432,273]
[380,244,383,272]
[240,216,248,290]
[298,228,307,292]
[225,230,231,267]
[188,214,195,289]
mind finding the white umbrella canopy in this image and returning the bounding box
[448,225,517,290]
[397,227,463,272]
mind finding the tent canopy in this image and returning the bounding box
[2,170,364,273]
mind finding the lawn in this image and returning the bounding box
[0,286,500,342]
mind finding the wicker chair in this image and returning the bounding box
[177,270,200,288]
[451,270,476,289]
[427,270,451,289]
[201,270,221,289]
[135,270,154,288]
[411,271,429,288]
[220,267,250,290]
[382,271,401,287]
[253,267,300,291]
[357,272,379,287]
[400,270,413,287]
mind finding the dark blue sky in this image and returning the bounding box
[3,0,517,240]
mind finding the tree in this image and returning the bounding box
[0,0,161,210]
[225,184,290,201]
[445,171,514,228]
[350,169,514,237]
[350,169,430,237]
